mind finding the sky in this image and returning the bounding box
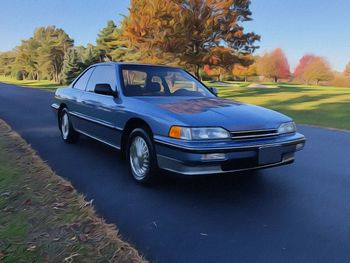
[0,0,349,71]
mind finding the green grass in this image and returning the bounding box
[204,81,350,130]
[0,75,63,91]
[0,120,146,263]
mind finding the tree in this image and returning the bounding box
[33,26,74,82]
[331,73,350,88]
[78,44,100,66]
[294,54,318,80]
[232,62,257,81]
[303,57,333,85]
[13,38,40,80]
[202,47,253,81]
[294,54,333,84]
[203,64,226,81]
[122,0,260,78]
[96,20,128,61]
[13,26,74,82]
[0,51,16,76]
[344,62,350,76]
[256,48,290,82]
[60,48,85,84]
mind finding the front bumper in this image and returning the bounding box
[51,103,59,112]
[154,133,306,175]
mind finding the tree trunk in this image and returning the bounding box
[244,76,247,82]
[194,65,201,80]
[274,76,278,83]
[316,79,320,85]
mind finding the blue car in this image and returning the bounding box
[52,62,305,183]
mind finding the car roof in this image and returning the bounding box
[91,61,181,69]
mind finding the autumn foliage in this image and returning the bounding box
[294,55,333,84]
[232,62,257,81]
[122,0,260,77]
[256,48,290,82]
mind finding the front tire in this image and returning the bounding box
[126,128,158,184]
[59,109,79,143]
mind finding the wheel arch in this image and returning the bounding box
[121,118,153,157]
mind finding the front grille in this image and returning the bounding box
[231,129,278,140]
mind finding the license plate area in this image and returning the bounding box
[258,146,282,165]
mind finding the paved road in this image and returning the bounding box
[1,83,350,263]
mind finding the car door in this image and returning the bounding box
[79,65,122,148]
[66,67,95,131]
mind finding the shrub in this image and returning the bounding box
[15,71,24,80]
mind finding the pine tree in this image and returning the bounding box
[96,21,126,61]
[60,48,84,85]
[80,44,100,66]
[13,38,40,80]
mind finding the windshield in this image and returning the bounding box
[120,65,215,97]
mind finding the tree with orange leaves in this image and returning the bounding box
[232,62,257,82]
[202,47,253,81]
[303,57,333,85]
[294,54,333,85]
[122,0,260,78]
[257,48,290,82]
[294,54,317,80]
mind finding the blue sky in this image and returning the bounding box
[0,0,349,71]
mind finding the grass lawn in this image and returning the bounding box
[0,76,62,91]
[0,119,146,263]
[205,81,350,130]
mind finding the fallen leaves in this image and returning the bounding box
[27,245,36,251]
[2,206,15,213]
[63,253,79,263]
[53,202,66,209]
[0,119,147,263]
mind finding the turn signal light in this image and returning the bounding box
[169,126,182,139]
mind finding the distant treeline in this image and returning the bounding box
[0,0,349,87]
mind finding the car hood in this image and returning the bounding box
[133,97,291,131]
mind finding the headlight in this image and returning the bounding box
[278,122,296,134]
[169,126,231,140]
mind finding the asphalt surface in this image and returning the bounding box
[1,83,350,263]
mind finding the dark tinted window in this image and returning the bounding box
[73,67,94,90]
[86,65,117,92]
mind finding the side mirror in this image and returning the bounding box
[208,87,218,96]
[94,84,116,97]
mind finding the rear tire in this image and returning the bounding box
[126,128,158,184]
[59,108,79,143]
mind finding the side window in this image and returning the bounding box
[73,67,94,91]
[86,66,117,93]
